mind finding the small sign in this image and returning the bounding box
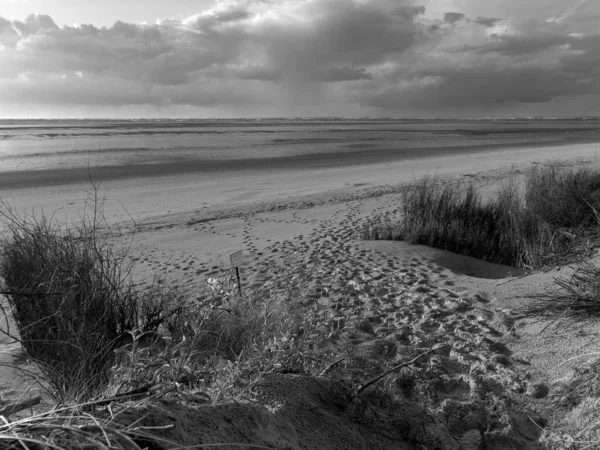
[230,250,245,268]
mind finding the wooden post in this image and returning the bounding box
[235,267,242,296]
[230,250,245,297]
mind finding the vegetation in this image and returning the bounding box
[0,187,335,404]
[363,163,600,269]
[0,406,169,450]
[520,260,600,319]
[0,191,183,403]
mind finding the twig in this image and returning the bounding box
[0,396,41,418]
[128,424,176,432]
[495,272,531,286]
[354,346,444,397]
[319,358,345,377]
[537,304,573,335]
[85,385,152,409]
[441,288,460,297]
[0,292,61,297]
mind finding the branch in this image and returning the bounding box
[319,358,345,377]
[354,346,444,398]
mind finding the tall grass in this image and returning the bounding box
[0,190,182,403]
[363,163,600,269]
[525,164,600,228]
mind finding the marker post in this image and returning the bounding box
[230,250,245,296]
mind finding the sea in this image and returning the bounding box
[2,118,600,188]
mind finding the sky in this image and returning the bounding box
[1,0,599,118]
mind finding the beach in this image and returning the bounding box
[3,119,600,446]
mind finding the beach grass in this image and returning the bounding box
[0,189,183,403]
[363,162,600,269]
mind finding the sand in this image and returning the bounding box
[2,140,600,447]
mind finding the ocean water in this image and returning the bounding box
[1,118,600,186]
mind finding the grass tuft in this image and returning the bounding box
[521,261,600,319]
[363,163,600,269]
[0,188,182,403]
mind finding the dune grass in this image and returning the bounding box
[363,163,600,269]
[0,191,183,403]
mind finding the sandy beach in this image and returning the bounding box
[2,136,600,447]
[4,0,600,443]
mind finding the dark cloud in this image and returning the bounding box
[444,12,466,24]
[474,16,501,27]
[360,70,572,111]
[253,0,426,78]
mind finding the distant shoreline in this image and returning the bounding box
[2,138,599,191]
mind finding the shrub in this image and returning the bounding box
[0,194,181,402]
[396,176,533,267]
[364,163,600,269]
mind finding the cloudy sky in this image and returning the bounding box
[1,0,599,118]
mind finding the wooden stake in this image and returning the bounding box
[236,267,242,296]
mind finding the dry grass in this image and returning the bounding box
[0,187,183,403]
[521,261,600,320]
[0,405,167,450]
[363,162,600,269]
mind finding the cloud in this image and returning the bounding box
[13,14,58,35]
[311,66,372,82]
[1,0,600,117]
[444,12,465,24]
[474,16,501,27]
[248,0,426,81]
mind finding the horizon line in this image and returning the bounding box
[2,116,600,121]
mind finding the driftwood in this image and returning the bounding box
[0,396,41,417]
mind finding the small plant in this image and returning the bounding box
[110,328,201,395]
